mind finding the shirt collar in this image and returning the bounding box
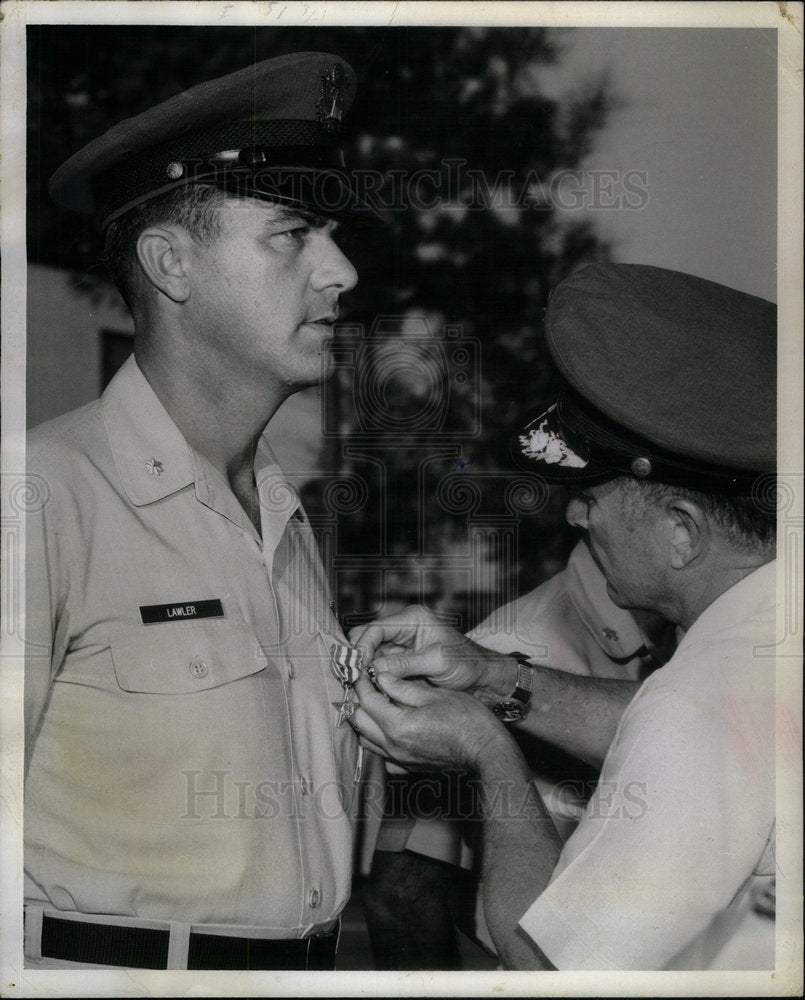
[99,355,305,552]
[100,355,195,506]
[564,539,649,660]
[676,558,777,651]
[254,436,303,545]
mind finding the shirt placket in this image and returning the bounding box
[194,458,310,925]
[257,470,324,926]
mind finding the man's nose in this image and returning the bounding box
[311,232,359,294]
[565,495,590,529]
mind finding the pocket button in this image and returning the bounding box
[189,658,209,678]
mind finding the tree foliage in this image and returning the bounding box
[28,25,611,626]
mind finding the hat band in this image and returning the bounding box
[517,388,769,495]
[93,120,346,225]
[558,390,768,494]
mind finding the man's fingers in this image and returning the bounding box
[372,653,413,678]
[354,673,388,711]
[350,700,387,749]
[353,675,401,735]
[375,641,409,658]
[351,675,436,755]
[355,733,391,759]
[347,622,372,648]
[348,607,427,652]
[354,730,410,774]
[347,605,449,661]
[349,623,411,663]
[374,644,446,681]
[374,672,437,708]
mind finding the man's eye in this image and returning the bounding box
[271,227,309,246]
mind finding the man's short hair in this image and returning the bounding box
[618,476,776,556]
[103,184,227,309]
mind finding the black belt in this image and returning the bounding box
[38,913,338,970]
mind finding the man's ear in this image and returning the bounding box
[135,227,191,303]
[664,496,710,569]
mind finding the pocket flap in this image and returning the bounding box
[111,619,269,694]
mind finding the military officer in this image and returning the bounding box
[352,263,777,970]
[25,53,376,971]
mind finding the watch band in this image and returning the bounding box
[491,651,535,724]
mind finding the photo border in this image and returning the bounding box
[1,2,802,996]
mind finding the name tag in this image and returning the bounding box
[139,599,225,624]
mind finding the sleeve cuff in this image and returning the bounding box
[518,887,622,971]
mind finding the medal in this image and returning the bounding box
[336,698,356,727]
[330,641,363,728]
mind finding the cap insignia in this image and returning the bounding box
[520,406,588,468]
[318,64,345,134]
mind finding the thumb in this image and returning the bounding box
[374,644,444,680]
[372,652,415,678]
[375,672,436,708]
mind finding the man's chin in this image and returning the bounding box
[318,341,336,380]
[605,580,634,609]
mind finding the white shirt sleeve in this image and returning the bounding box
[518,634,775,970]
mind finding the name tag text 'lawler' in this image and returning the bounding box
[139,599,225,624]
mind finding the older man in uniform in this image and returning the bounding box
[362,536,677,969]
[24,54,375,971]
[352,263,777,970]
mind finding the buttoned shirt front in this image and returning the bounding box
[25,357,359,934]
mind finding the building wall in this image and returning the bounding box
[26,264,133,429]
[25,262,323,477]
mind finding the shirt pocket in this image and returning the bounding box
[110,618,269,694]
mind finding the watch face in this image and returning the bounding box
[492,700,525,724]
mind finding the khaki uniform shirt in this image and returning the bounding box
[24,357,360,935]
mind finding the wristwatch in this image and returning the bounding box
[491,652,535,723]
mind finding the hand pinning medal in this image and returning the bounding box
[330,641,364,727]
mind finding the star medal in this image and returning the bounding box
[330,641,363,727]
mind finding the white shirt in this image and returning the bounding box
[520,560,777,970]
